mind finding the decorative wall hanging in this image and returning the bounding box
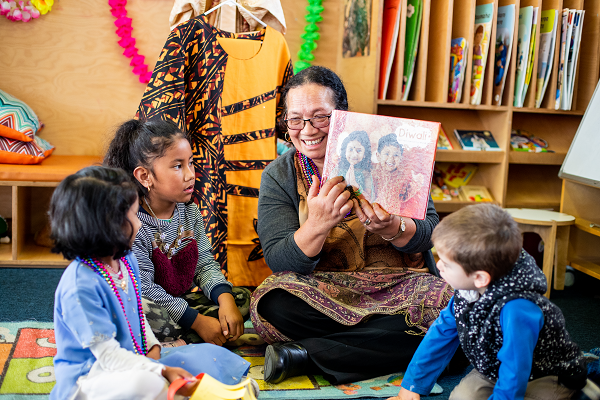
[295,0,324,73]
[0,0,52,22]
[108,0,152,83]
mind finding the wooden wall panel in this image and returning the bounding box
[0,0,340,156]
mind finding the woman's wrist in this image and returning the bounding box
[380,217,405,242]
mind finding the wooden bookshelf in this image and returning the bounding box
[337,0,600,211]
[561,180,600,281]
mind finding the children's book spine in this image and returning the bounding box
[535,9,557,108]
[402,0,422,101]
[522,7,539,105]
[470,3,494,105]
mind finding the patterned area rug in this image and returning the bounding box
[0,321,442,399]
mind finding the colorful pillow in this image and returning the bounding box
[0,136,54,164]
[0,89,41,142]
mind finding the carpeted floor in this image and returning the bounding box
[1,267,599,399]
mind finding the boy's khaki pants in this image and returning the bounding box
[450,368,577,400]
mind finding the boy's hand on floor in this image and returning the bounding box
[387,387,421,400]
[217,292,244,341]
[162,366,198,396]
[191,314,227,346]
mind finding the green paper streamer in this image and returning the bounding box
[294,0,325,73]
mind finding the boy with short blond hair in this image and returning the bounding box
[390,204,587,400]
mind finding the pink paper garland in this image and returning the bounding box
[109,0,152,83]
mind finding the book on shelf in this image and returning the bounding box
[458,185,494,202]
[448,37,468,103]
[535,9,558,108]
[493,4,515,106]
[322,110,439,220]
[522,7,539,104]
[402,0,423,101]
[437,125,454,150]
[454,129,501,151]
[470,3,494,105]
[435,162,478,188]
[378,0,402,99]
[555,9,569,110]
[565,10,584,110]
[514,6,534,107]
[562,10,575,110]
[510,129,554,153]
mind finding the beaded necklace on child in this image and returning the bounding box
[81,257,148,355]
[144,197,184,259]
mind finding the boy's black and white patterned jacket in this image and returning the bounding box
[454,249,586,389]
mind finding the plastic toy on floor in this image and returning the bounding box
[168,373,258,400]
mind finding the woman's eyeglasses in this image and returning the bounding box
[284,114,332,130]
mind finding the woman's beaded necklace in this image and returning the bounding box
[81,257,148,355]
[297,151,321,188]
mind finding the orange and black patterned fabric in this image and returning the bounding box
[138,14,292,286]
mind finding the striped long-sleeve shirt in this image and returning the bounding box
[133,202,232,330]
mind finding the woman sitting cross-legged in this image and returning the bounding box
[250,66,455,385]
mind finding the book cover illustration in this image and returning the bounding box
[535,9,558,108]
[378,0,402,99]
[342,0,372,58]
[434,162,478,187]
[555,9,569,109]
[493,4,515,106]
[448,37,468,103]
[565,10,584,110]
[470,3,494,105]
[437,126,454,150]
[454,129,501,151]
[514,6,533,107]
[511,129,554,153]
[402,0,423,100]
[522,7,539,104]
[459,185,494,202]
[322,110,439,220]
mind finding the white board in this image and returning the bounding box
[559,79,600,187]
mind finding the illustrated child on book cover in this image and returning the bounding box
[330,130,375,199]
[372,133,425,219]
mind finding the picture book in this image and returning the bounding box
[561,9,575,110]
[493,4,515,106]
[458,185,494,202]
[448,37,468,103]
[378,0,402,99]
[535,9,558,108]
[522,7,539,104]
[322,110,439,220]
[402,0,423,100]
[510,129,554,153]
[454,129,501,151]
[555,9,569,110]
[514,6,533,107]
[437,125,454,150]
[566,10,584,110]
[434,162,478,188]
[470,3,494,105]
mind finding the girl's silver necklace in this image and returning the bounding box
[144,197,184,259]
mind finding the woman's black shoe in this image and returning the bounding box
[264,342,309,383]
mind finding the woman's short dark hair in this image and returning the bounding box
[377,133,404,154]
[339,130,372,172]
[282,66,349,115]
[49,166,138,261]
[103,118,187,198]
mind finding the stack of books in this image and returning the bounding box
[555,8,585,110]
[378,0,423,100]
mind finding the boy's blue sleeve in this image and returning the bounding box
[401,296,461,395]
[491,299,544,400]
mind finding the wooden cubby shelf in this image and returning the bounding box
[337,0,600,211]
